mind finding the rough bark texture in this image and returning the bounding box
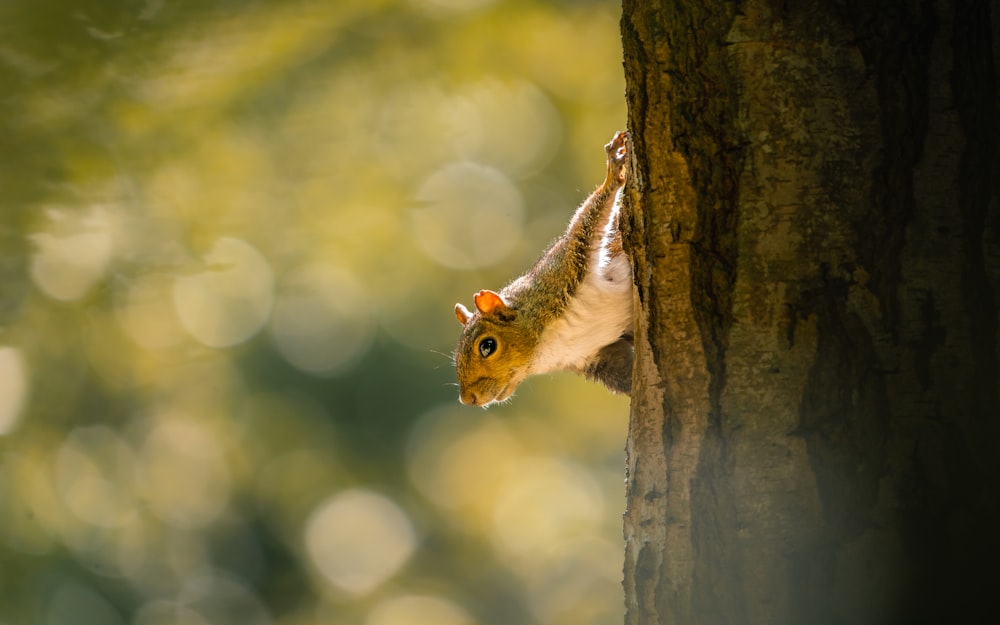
[620,1,1000,624]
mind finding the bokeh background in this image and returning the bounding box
[0,1,629,623]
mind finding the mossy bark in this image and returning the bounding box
[620,0,1000,623]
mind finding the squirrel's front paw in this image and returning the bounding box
[604,130,629,184]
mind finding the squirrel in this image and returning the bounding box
[452,130,633,406]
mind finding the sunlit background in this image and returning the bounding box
[0,0,628,623]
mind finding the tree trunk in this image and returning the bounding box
[620,1,1000,624]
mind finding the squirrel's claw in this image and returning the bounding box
[603,130,630,186]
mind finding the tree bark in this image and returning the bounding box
[620,1,1000,624]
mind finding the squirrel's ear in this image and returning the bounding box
[455,303,472,325]
[474,290,507,316]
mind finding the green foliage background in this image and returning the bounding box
[0,1,628,623]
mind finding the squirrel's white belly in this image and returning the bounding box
[531,252,633,374]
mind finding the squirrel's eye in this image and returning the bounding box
[478,337,497,358]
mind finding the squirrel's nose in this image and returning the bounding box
[459,389,479,406]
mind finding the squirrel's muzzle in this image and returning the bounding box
[458,388,481,406]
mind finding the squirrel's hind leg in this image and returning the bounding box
[582,336,633,395]
[601,131,629,190]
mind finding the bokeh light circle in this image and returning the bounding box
[407,405,522,522]
[449,79,561,176]
[173,237,274,348]
[491,457,604,562]
[30,207,114,302]
[304,489,417,595]
[411,162,524,269]
[0,347,28,436]
[54,426,137,528]
[135,418,231,528]
[269,263,373,376]
[116,272,186,351]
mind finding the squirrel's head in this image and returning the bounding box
[453,289,535,407]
